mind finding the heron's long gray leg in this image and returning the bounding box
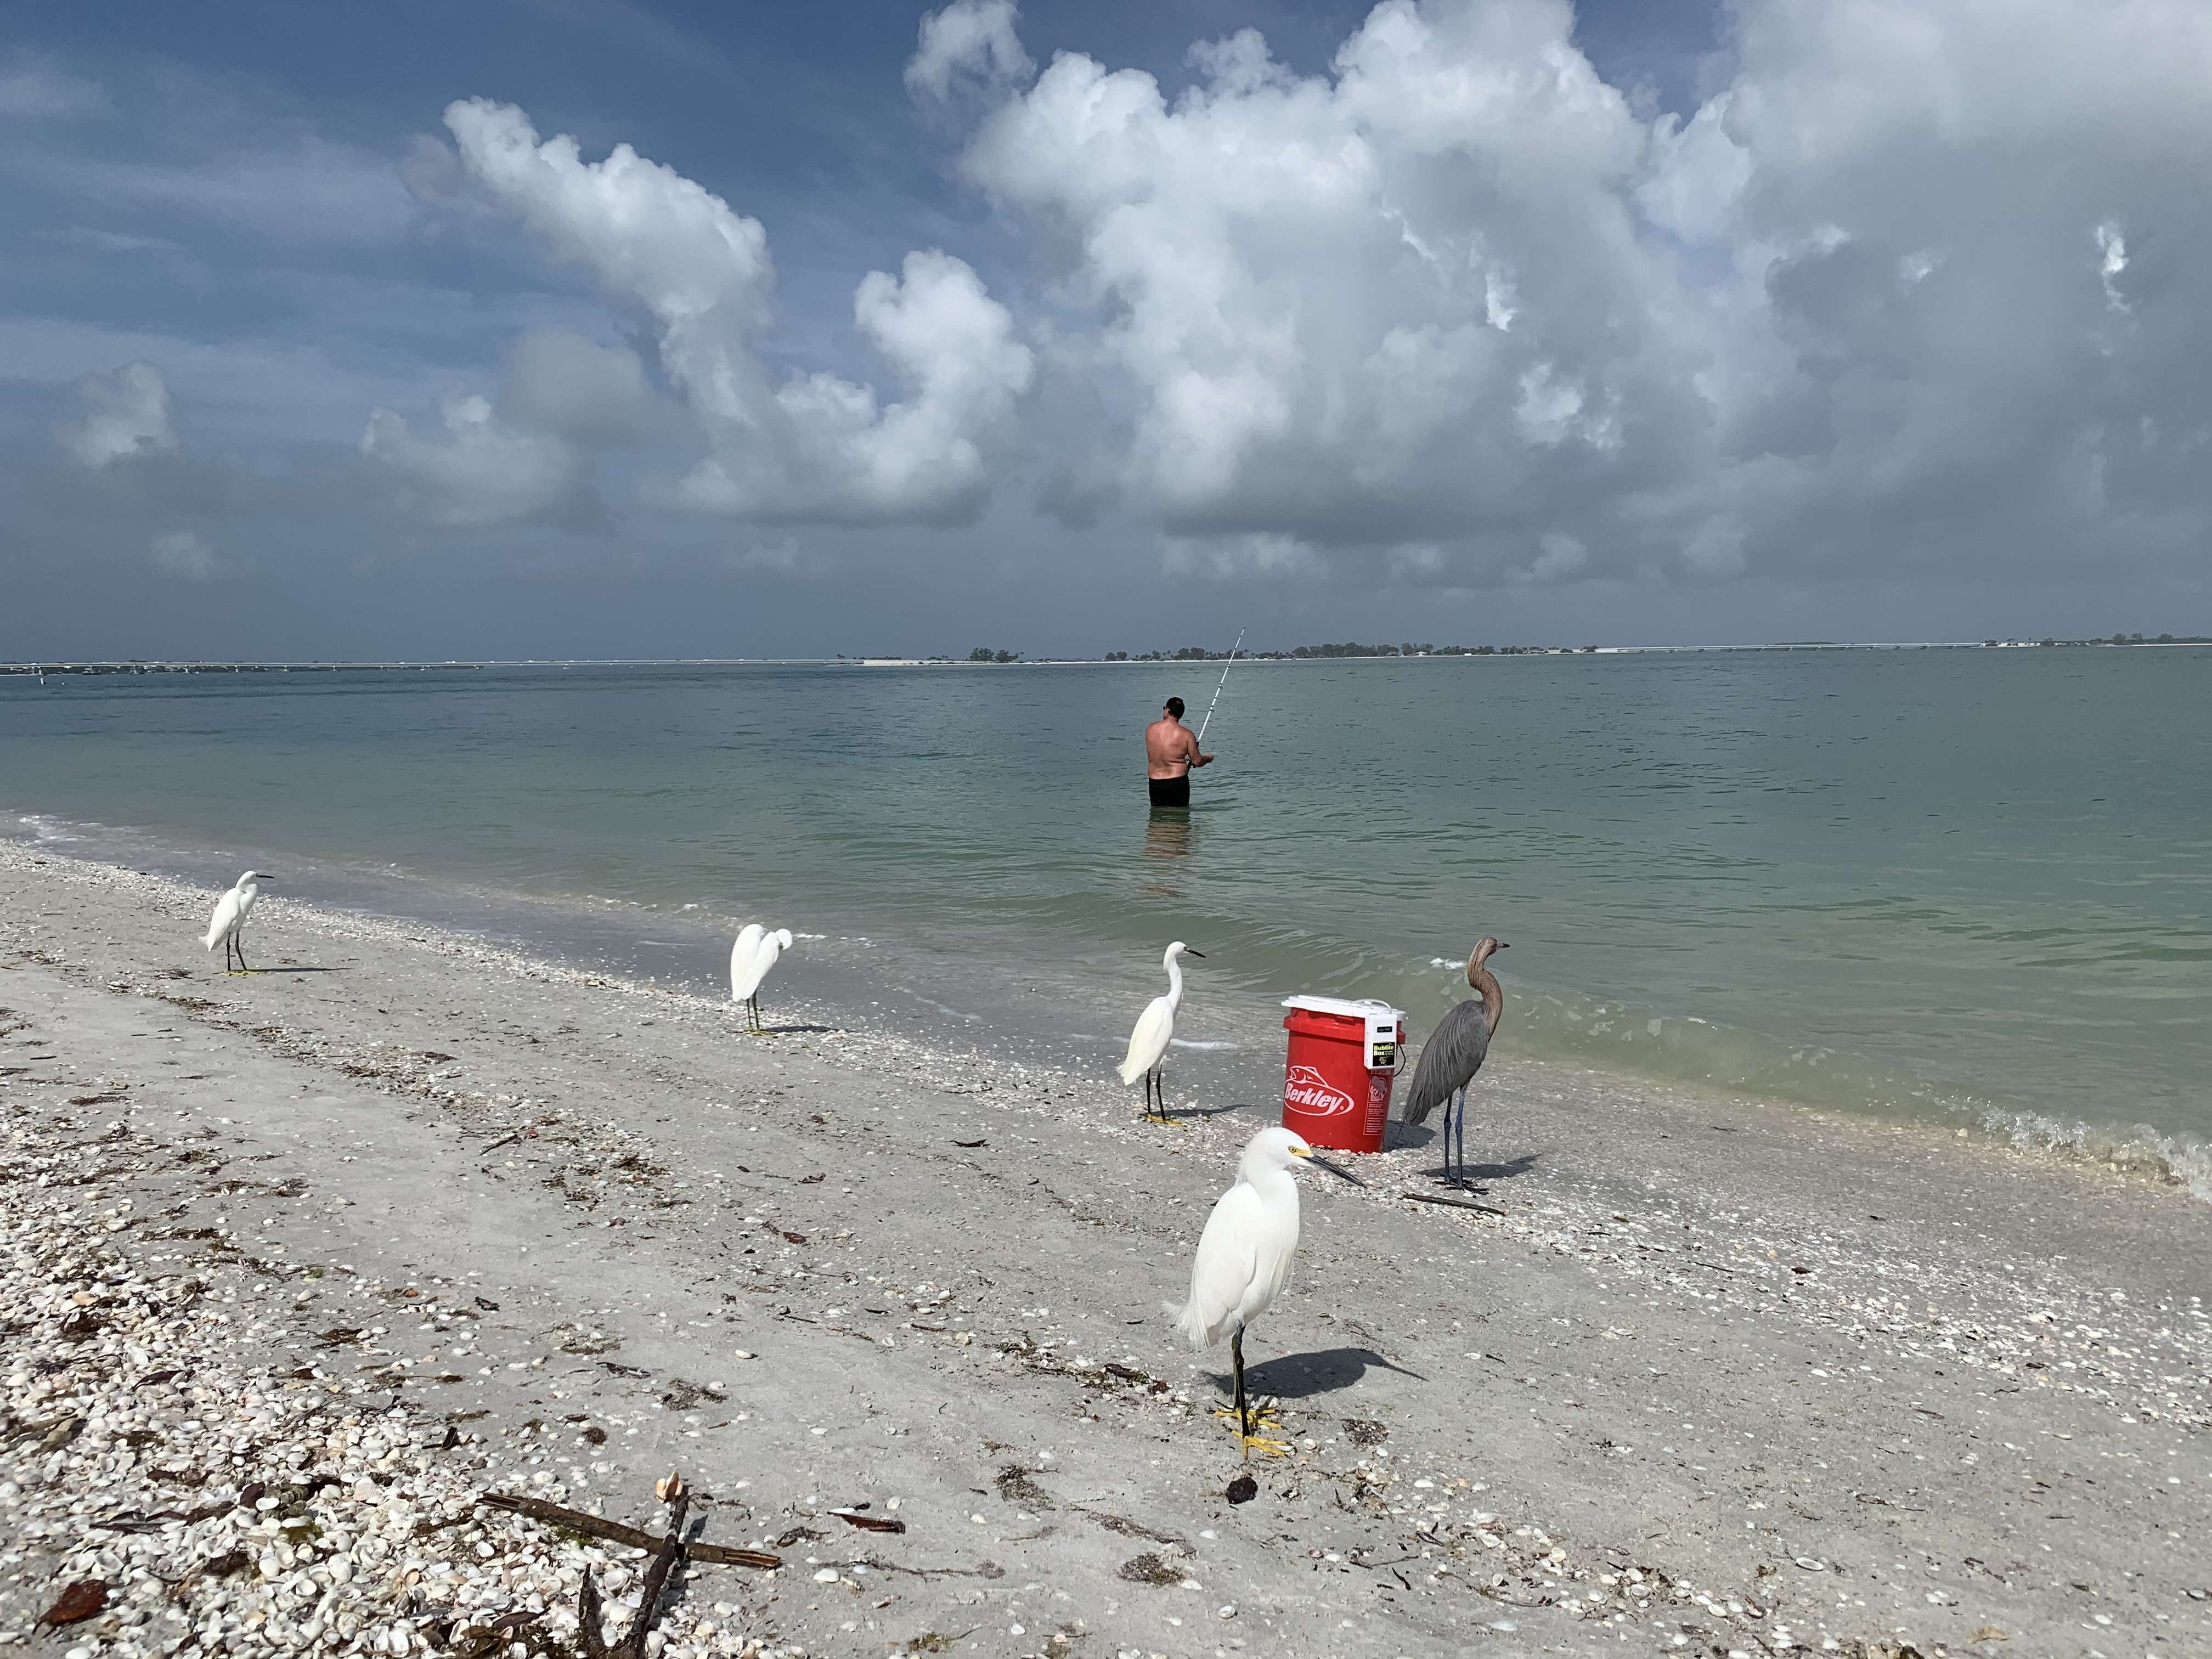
[1453,1087,1467,1184]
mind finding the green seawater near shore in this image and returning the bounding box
[4,650,2207,1188]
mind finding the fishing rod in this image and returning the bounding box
[1195,629,1244,744]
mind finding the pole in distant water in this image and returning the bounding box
[1195,630,1244,745]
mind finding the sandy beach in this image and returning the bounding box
[2,843,2206,1659]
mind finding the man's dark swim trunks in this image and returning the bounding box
[1148,775,1191,808]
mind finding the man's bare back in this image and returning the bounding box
[1147,698,1213,807]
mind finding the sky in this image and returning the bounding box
[2,0,2207,660]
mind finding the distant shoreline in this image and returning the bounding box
[7,638,2210,674]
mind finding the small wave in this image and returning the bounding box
[16,814,83,843]
[1170,1039,1240,1051]
[1974,1106,2212,1202]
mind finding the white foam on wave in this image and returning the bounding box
[1169,1039,1239,1051]
[1974,1104,2212,1203]
[16,814,83,843]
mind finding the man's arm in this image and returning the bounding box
[1184,728,1214,768]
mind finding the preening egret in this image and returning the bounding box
[729,924,764,1000]
[730,927,793,1033]
[1118,940,1204,1122]
[1167,1126,1359,1455]
[204,871,275,974]
[1401,936,1508,1186]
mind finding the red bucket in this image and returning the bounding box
[1280,995,1405,1153]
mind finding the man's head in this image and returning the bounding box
[1164,697,1185,720]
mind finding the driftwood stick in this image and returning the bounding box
[480,1491,781,1570]
[1400,1189,1507,1217]
[618,1491,690,1659]
[576,1570,611,1659]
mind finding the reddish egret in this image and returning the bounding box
[1401,936,1508,1184]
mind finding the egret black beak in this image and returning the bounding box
[1307,1152,1365,1187]
[1184,948,1206,958]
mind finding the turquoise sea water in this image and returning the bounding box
[4,650,2208,1188]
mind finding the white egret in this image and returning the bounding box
[730,927,793,1033]
[729,924,765,1001]
[1167,1126,1360,1455]
[1118,940,1203,1123]
[204,871,275,974]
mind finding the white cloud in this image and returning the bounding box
[906,1,1033,101]
[941,0,2212,584]
[439,98,1032,526]
[149,529,223,580]
[56,361,177,467]
[360,392,591,528]
[2094,222,2128,313]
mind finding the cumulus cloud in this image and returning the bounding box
[906,1,1033,101]
[55,361,177,467]
[360,392,592,528]
[936,0,2212,585]
[436,98,1032,526]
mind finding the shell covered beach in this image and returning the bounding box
[2,844,2207,1659]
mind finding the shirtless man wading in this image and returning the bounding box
[1146,697,1214,809]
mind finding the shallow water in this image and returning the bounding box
[5,650,2208,1185]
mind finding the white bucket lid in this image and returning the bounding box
[1282,994,1402,1021]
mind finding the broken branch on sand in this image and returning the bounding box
[480,1489,781,1570]
[1400,1189,1506,1216]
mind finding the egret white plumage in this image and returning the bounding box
[730,926,793,1033]
[1167,1125,1359,1455]
[729,924,764,1000]
[204,871,275,974]
[1118,940,1203,1123]
[1401,936,1509,1186]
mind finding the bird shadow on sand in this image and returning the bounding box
[1381,1126,1543,1188]
[1161,1103,1244,1125]
[1221,1346,1426,1403]
[241,965,354,974]
[757,1022,838,1037]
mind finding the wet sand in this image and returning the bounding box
[2,843,2207,1658]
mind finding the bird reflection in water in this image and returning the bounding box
[1141,806,1198,896]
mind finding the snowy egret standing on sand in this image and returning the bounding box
[1118,940,1203,1123]
[204,871,275,974]
[1401,936,1508,1186]
[731,927,793,1033]
[729,924,764,1000]
[1168,1125,1359,1455]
